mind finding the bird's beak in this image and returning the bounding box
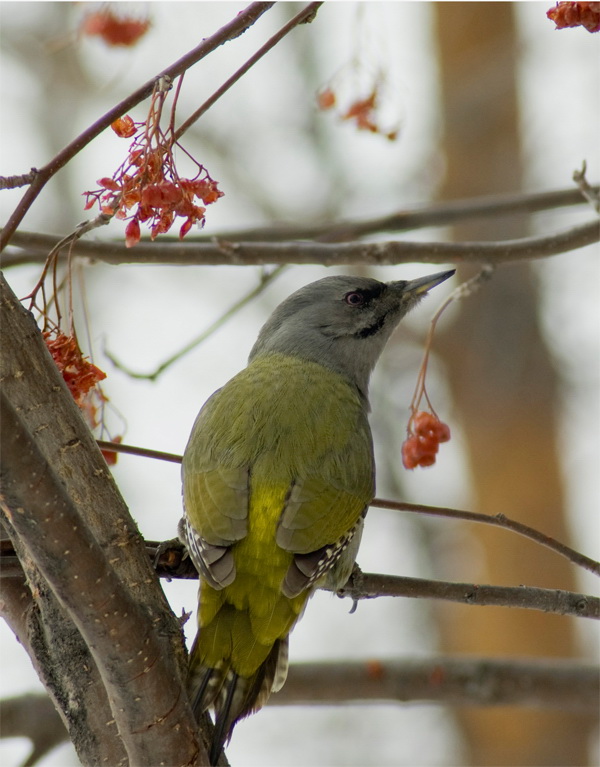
[399,269,455,296]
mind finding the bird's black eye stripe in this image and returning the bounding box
[343,284,386,307]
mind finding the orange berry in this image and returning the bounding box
[125,218,141,248]
[111,115,136,138]
[97,177,120,191]
[413,411,436,437]
[401,437,420,469]
[317,88,336,110]
[434,421,451,443]
[81,10,151,47]
[417,433,440,454]
[179,218,193,240]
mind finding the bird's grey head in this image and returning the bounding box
[249,270,455,399]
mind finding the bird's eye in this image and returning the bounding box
[344,291,365,306]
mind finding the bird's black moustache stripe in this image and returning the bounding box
[354,315,386,339]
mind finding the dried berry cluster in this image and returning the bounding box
[43,331,106,405]
[84,114,223,247]
[43,330,122,464]
[81,8,151,47]
[317,84,398,141]
[401,410,451,470]
[547,1,600,32]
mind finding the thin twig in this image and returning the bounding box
[0,169,39,190]
[179,185,599,243]
[3,185,596,268]
[94,439,599,577]
[21,213,113,325]
[174,3,324,141]
[0,2,276,252]
[373,498,600,577]
[573,161,600,214]
[96,440,183,464]
[104,265,287,380]
[408,265,495,418]
[3,536,596,620]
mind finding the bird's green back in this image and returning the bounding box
[183,353,374,674]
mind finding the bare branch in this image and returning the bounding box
[181,185,600,242]
[4,653,596,765]
[277,657,599,712]
[0,2,276,251]
[174,3,323,141]
[0,694,69,767]
[96,440,183,464]
[0,169,39,190]
[104,265,287,380]
[6,529,595,620]
[573,162,600,213]
[2,219,596,269]
[89,439,600,580]
[334,568,599,620]
[143,541,600,620]
[1,395,200,766]
[373,499,600,577]
[0,519,128,767]
[3,185,596,268]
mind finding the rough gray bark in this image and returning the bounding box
[0,272,208,766]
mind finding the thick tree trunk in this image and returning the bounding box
[0,273,208,766]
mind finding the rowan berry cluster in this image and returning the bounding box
[43,330,122,463]
[547,2,600,32]
[43,330,106,405]
[401,411,451,470]
[84,114,223,247]
[81,7,151,47]
[317,84,398,141]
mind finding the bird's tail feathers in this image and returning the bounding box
[189,637,289,765]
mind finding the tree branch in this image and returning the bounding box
[0,169,38,190]
[4,654,596,765]
[1,517,129,766]
[90,438,599,579]
[374,500,600,577]
[139,541,600,620]
[4,535,596,620]
[173,3,323,141]
[277,657,599,712]
[2,219,597,269]
[158,185,600,243]
[334,568,599,620]
[0,694,70,767]
[0,2,276,251]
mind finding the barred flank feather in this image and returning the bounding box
[189,637,288,765]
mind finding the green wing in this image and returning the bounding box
[182,355,375,593]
